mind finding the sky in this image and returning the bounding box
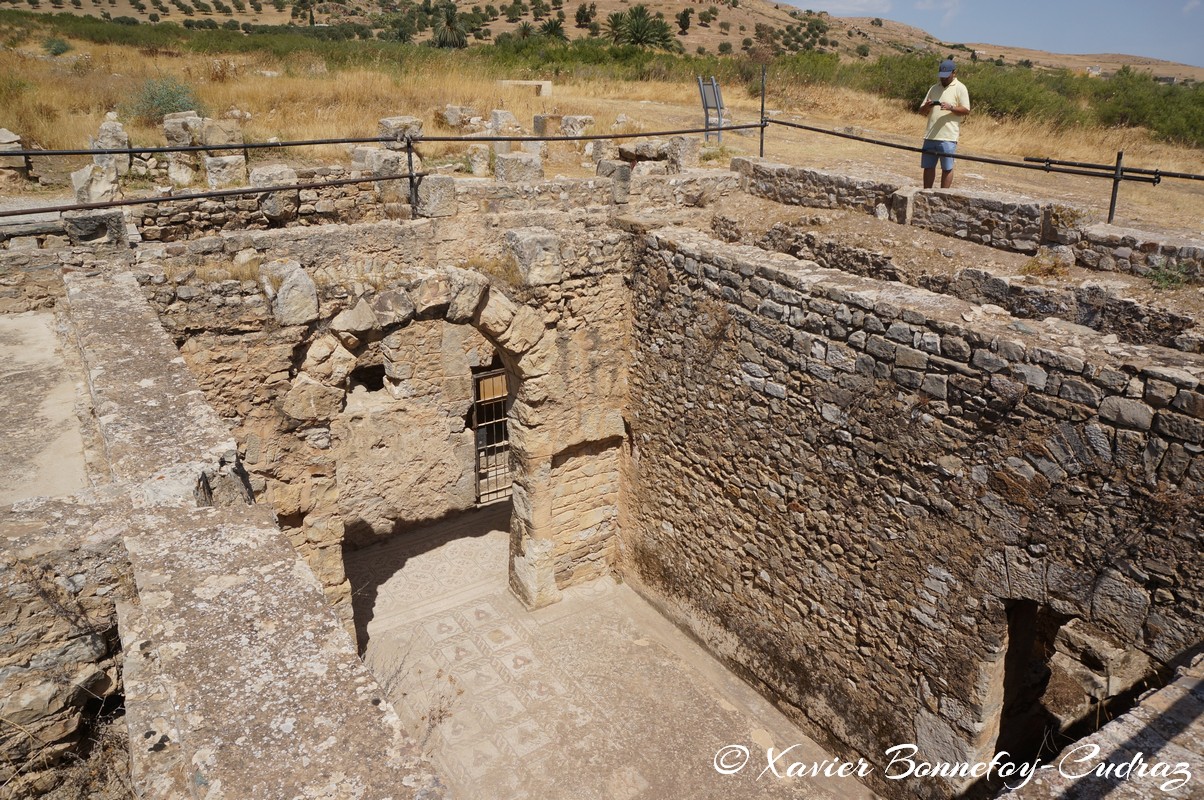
[790,0,1204,68]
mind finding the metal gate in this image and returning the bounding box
[473,369,511,504]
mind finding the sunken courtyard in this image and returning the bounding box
[2,122,1203,800]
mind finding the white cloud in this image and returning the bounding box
[915,0,962,26]
[1185,0,1201,14]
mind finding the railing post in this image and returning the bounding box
[406,136,418,208]
[759,64,767,158]
[1107,150,1123,224]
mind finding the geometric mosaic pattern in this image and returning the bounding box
[346,506,875,799]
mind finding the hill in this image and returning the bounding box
[7,0,1202,80]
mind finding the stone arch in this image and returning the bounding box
[287,265,569,610]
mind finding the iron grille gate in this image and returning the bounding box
[473,369,511,504]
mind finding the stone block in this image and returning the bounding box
[497,305,545,354]
[446,272,488,324]
[414,175,456,218]
[62,210,127,247]
[92,118,130,176]
[411,273,453,318]
[330,297,380,335]
[369,289,415,328]
[1090,568,1150,642]
[281,373,344,421]
[474,289,518,338]
[467,145,491,177]
[664,136,700,171]
[261,260,318,326]
[1099,396,1154,430]
[162,111,202,147]
[505,227,562,286]
[597,159,631,204]
[560,115,594,138]
[532,114,563,136]
[167,159,197,187]
[490,110,520,131]
[494,152,543,183]
[200,117,243,149]
[250,164,299,223]
[379,116,424,150]
[205,155,247,189]
[437,104,478,128]
[618,139,666,162]
[71,161,119,204]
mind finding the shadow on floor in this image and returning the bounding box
[343,500,512,654]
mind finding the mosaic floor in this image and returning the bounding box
[346,504,876,800]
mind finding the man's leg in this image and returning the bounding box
[923,167,936,189]
[939,144,956,189]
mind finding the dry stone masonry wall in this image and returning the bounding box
[733,158,1203,278]
[623,227,1203,799]
[136,210,633,619]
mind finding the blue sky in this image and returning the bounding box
[793,1,1204,68]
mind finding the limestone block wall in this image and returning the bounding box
[142,214,634,615]
[1077,223,1204,281]
[0,496,130,797]
[621,227,1204,799]
[0,251,64,311]
[138,165,392,242]
[733,158,1202,281]
[909,189,1048,252]
[732,156,900,212]
[759,229,1201,353]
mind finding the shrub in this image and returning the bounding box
[42,36,71,54]
[126,76,199,123]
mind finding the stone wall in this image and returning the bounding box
[1077,223,1204,282]
[757,227,1201,353]
[733,158,1203,282]
[0,250,64,312]
[732,156,899,213]
[139,212,634,617]
[621,227,1203,798]
[0,495,130,798]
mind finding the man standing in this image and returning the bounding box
[919,59,970,189]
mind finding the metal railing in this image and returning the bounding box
[748,67,1201,225]
[0,123,763,223]
[1,79,1199,228]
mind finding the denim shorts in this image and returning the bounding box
[921,139,957,171]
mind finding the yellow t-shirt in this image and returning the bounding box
[924,79,970,142]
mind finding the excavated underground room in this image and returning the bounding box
[2,153,1202,800]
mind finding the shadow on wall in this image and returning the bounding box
[343,501,513,654]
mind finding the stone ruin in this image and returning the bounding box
[1,125,1202,799]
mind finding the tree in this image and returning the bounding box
[539,16,566,39]
[718,40,731,54]
[604,10,625,42]
[620,4,675,48]
[515,19,533,37]
[431,2,467,47]
[870,16,882,26]
[574,2,589,27]
[675,7,691,34]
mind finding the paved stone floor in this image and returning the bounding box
[346,504,878,800]
[0,311,88,505]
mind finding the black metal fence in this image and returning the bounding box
[1,75,1200,227]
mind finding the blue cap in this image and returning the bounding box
[938,59,955,77]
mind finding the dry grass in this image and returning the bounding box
[2,30,1201,230]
